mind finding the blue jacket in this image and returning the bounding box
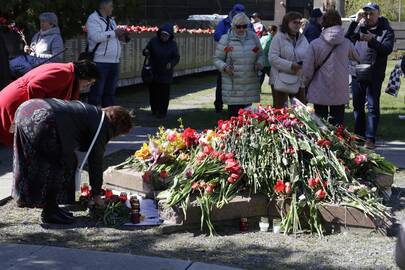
[143,24,180,84]
[214,17,232,42]
[303,19,322,43]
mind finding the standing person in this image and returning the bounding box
[214,13,264,117]
[86,0,127,107]
[0,30,10,90]
[303,8,323,43]
[0,61,100,147]
[9,12,64,77]
[251,12,266,38]
[260,25,278,86]
[213,3,246,113]
[12,99,132,224]
[300,18,309,34]
[143,24,180,118]
[269,12,309,108]
[345,2,395,149]
[304,10,360,126]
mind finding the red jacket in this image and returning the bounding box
[0,63,80,147]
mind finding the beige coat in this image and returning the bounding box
[269,31,309,88]
[213,30,264,105]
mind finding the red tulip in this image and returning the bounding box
[307,178,317,188]
[159,170,169,179]
[274,179,285,193]
[119,192,128,202]
[205,185,214,193]
[142,170,152,183]
[315,189,326,200]
[191,182,200,190]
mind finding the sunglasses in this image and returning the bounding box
[235,24,248,29]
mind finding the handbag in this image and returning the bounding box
[141,55,153,84]
[274,72,301,94]
[355,64,373,83]
[75,111,105,201]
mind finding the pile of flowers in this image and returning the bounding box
[124,105,395,236]
[80,184,131,227]
[82,25,214,35]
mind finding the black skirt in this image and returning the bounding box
[12,99,77,207]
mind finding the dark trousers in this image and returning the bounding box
[228,104,250,118]
[314,104,345,126]
[259,67,271,86]
[149,82,170,116]
[351,77,383,143]
[214,71,223,112]
[88,63,120,107]
[272,87,307,108]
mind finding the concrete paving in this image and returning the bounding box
[0,243,242,270]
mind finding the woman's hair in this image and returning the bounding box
[231,12,250,27]
[269,24,278,33]
[322,9,342,29]
[73,60,100,81]
[102,106,133,137]
[280,11,303,33]
[39,12,58,26]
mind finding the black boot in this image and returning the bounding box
[41,207,75,225]
[56,206,74,219]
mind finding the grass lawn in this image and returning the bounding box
[113,60,405,140]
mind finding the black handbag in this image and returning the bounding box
[141,56,153,84]
[355,64,373,83]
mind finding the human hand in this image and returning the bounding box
[93,195,105,207]
[291,63,302,73]
[356,9,365,23]
[24,45,32,54]
[255,63,263,71]
[360,31,375,42]
[224,65,234,76]
[114,28,126,37]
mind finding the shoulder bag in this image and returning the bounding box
[307,44,337,87]
[75,111,105,201]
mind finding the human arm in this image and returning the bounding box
[367,27,395,57]
[269,35,295,73]
[86,15,116,43]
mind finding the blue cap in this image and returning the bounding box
[232,3,245,13]
[363,2,380,11]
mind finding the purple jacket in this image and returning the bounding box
[304,26,360,106]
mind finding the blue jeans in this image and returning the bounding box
[351,77,383,143]
[88,63,119,107]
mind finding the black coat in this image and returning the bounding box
[345,17,395,82]
[46,99,113,196]
[143,24,180,84]
[0,31,10,90]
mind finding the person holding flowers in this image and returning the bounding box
[214,12,264,117]
[269,12,309,108]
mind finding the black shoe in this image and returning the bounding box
[41,210,75,225]
[56,206,74,219]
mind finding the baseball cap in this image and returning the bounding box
[310,8,323,18]
[363,2,380,11]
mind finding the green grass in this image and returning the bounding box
[113,62,405,140]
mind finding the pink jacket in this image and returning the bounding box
[304,26,360,106]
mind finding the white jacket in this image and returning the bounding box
[269,31,309,88]
[85,11,121,63]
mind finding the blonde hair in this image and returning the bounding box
[231,13,250,27]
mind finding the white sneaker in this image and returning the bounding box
[399,115,405,120]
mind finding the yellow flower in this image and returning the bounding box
[135,143,151,160]
[179,153,189,161]
[206,130,217,141]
